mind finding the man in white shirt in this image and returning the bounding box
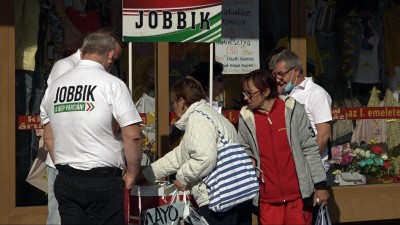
[41,32,141,224]
[269,50,332,171]
[44,28,123,225]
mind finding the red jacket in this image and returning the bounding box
[255,98,301,203]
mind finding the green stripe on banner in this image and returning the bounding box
[202,30,221,42]
[123,13,221,43]
[185,24,221,42]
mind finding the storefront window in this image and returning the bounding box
[131,43,157,165]
[167,0,291,133]
[14,0,136,206]
[307,0,400,184]
[15,0,47,207]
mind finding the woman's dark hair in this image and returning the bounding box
[171,76,206,107]
[190,62,223,91]
[240,69,279,100]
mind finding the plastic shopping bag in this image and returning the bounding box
[26,139,48,193]
[315,205,332,225]
[183,193,209,225]
[142,189,185,225]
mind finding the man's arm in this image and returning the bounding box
[121,123,143,189]
[43,123,55,162]
[315,122,331,155]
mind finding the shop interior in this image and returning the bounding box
[7,0,400,224]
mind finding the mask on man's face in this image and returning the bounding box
[283,70,297,94]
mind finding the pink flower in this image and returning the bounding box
[331,146,342,164]
[341,151,353,166]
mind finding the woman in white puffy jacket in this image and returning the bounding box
[142,76,250,224]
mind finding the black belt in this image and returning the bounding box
[56,165,122,177]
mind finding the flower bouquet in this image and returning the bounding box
[330,141,400,184]
[330,143,355,172]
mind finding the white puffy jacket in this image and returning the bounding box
[142,100,238,207]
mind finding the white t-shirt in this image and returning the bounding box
[40,60,142,170]
[44,49,81,168]
[290,77,332,170]
[47,49,81,86]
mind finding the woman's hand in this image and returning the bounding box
[313,189,329,206]
[174,179,186,191]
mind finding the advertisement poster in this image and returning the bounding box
[215,0,259,74]
[122,0,222,42]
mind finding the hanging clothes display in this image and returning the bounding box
[337,11,385,82]
[337,10,385,106]
[331,97,361,146]
[383,89,400,157]
[351,87,387,145]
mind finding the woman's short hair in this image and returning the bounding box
[240,69,279,100]
[171,76,206,107]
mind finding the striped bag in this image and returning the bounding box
[195,110,259,212]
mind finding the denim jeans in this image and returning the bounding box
[54,171,124,225]
[46,166,61,225]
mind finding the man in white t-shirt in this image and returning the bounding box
[40,32,142,224]
[44,29,123,225]
[269,49,332,224]
[269,50,332,172]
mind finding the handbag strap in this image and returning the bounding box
[194,110,228,146]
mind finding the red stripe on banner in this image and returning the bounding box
[332,107,400,120]
[123,0,220,9]
[123,4,218,14]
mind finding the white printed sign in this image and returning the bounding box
[215,0,260,74]
[123,0,222,43]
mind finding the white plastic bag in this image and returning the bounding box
[182,193,209,225]
[315,205,332,225]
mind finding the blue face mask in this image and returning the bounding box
[283,70,297,94]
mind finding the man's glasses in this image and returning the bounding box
[242,90,260,99]
[272,67,295,79]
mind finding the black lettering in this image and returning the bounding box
[86,85,97,101]
[144,212,154,225]
[168,205,179,222]
[67,86,75,102]
[136,11,143,28]
[163,11,172,29]
[155,208,164,224]
[59,87,67,103]
[54,87,60,103]
[82,85,88,101]
[191,12,196,29]
[200,12,210,29]
[158,206,169,223]
[74,85,83,101]
[149,11,158,29]
[177,12,186,29]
